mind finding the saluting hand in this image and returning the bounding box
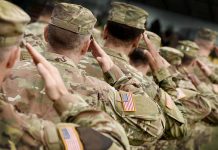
[142,33,170,72]
[90,39,114,72]
[196,60,212,77]
[25,43,69,102]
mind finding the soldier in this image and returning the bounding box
[175,40,218,150]
[160,46,215,126]
[193,28,218,83]
[0,1,133,149]
[79,2,187,140]
[3,2,166,148]
[0,1,131,149]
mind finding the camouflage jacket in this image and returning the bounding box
[184,62,218,125]
[0,88,129,150]
[193,56,218,84]
[168,66,212,124]
[79,47,187,140]
[3,51,165,147]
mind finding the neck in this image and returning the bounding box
[46,45,81,65]
[198,48,211,57]
[104,40,133,56]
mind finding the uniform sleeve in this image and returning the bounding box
[53,93,130,150]
[155,88,187,139]
[197,83,218,125]
[208,73,218,84]
[1,94,129,150]
[104,65,188,140]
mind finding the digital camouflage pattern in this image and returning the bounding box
[3,51,165,147]
[0,89,129,150]
[20,22,47,60]
[79,46,188,141]
[108,2,148,30]
[176,40,199,58]
[160,47,212,123]
[160,47,184,66]
[0,0,30,47]
[50,3,97,35]
[0,1,130,149]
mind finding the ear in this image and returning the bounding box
[103,25,108,40]
[81,38,91,56]
[6,47,20,69]
[44,25,49,42]
[132,34,142,48]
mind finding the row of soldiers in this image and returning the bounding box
[0,0,218,149]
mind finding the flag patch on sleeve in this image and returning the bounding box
[120,92,136,112]
[58,126,83,150]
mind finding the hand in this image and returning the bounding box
[143,33,169,72]
[187,73,201,87]
[90,39,114,72]
[25,43,69,101]
[196,60,212,76]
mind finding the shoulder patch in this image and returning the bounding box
[58,126,84,150]
[120,92,136,112]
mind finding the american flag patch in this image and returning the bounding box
[121,92,136,112]
[58,127,83,150]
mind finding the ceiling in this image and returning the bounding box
[130,0,218,24]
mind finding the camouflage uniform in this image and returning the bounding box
[160,46,212,124]
[176,40,218,150]
[193,28,218,84]
[0,2,130,149]
[79,2,187,141]
[3,2,166,148]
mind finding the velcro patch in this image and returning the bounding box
[58,126,84,150]
[120,92,136,112]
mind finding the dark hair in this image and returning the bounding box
[129,48,148,66]
[47,24,88,50]
[107,21,144,42]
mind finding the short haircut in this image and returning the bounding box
[129,48,148,66]
[47,24,89,51]
[107,21,144,42]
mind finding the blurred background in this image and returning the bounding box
[7,0,218,149]
[8,0,218,46]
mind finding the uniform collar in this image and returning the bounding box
[103,47,129,63]
[42,51,78,68]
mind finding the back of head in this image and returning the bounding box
[106,2,148,44]
[195,28,217,50]
[0,0,30,62]
[195,28,217,42]
[129,48,148,67]
[47,2,96,51]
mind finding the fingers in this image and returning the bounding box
[144,50,156,71]
[26,43,45,65]
[143,33,158,57]
[26,43,56,74]
[37,63,55,89]
[90,39,105,58]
